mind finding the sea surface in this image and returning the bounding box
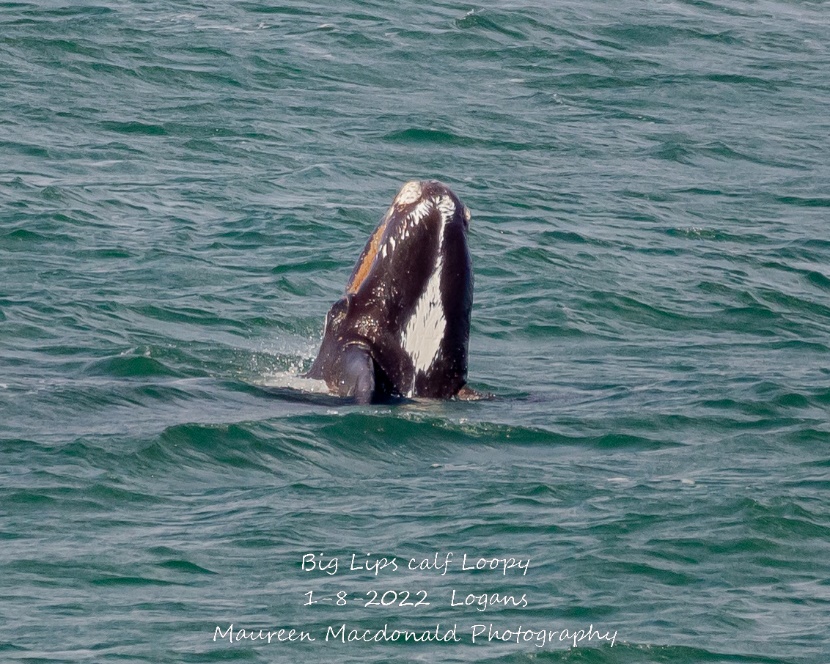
[2,1,829,662]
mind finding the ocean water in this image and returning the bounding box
[2,0,829,662]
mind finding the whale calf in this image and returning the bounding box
[306,180,475,403]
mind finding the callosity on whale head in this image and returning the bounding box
[306,180,473,403]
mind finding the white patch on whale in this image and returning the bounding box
[409,198,432,226]
[394,180,423,207]
[389,197,432,243]
[436,194,456,224]
[402,252,445,391]
[401,194,456,394]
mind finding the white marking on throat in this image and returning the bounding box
[402,196,451,393]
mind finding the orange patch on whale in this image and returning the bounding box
[346,214,390,294]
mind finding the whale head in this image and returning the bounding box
[307,180,473,402]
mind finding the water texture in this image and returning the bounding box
[1,1,829,662]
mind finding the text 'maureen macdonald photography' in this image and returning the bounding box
[214,623,617,648]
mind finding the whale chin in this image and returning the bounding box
[306,180,473,404]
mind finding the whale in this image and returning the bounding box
[306,180,475,404]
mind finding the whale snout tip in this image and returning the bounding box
[393,179,471,227]
[394,180,424,207]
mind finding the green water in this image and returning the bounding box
[1,1,829,662]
